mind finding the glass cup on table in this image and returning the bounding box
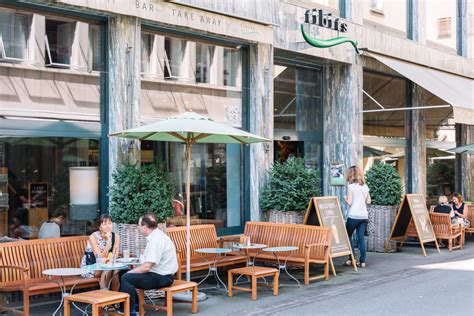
[123,249,130,261]
[95,253,102,269]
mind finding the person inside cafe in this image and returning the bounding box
[451,192,470,228]
[38,207,67,239]
[118,212,178,315]
[81,214,121,291]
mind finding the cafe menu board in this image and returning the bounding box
[29,182,48,208]
[407,194,436,242]
[388,194,438,256]
[304,196,353,258]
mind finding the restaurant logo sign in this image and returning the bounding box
[304,9,348,32]
[301,8,361,54]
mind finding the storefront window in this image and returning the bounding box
[0,9,28,60]
[0,137,100,238]
[273,62,323,170]
[363,71,407,187]
[425,0,457,50]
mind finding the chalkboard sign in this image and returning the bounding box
[29,182,48,208]
[304,196,357,273]
[388,194,439,256]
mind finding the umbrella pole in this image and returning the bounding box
[186,140,191,283]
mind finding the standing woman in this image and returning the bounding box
[81,214,121,290]
[451,193,470,228]
[343,166,371,268]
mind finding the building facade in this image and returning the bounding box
[0,0,472,237]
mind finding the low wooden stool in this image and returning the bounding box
[64,290,129,316]
[138,280,198,316]
[228,266,279,301]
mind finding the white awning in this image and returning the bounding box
[367,52,474,125]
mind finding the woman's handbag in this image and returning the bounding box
[84,250,96,265]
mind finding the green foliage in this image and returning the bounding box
[109,163,174,224]
[426,160,454,197]
[260,157,321,212]
[365,163,403,206]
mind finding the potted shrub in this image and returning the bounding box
[365,163,403,253]
[109,163,174,256]
[261,157,321,224]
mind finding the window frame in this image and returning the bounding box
[0,9,29,62]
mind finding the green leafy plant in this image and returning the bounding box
[365,163,403,206]
[109,163,174,224]
[261,157,321,212]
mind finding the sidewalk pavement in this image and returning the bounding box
[15,236,474,315]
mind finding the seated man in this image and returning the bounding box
[119,213,178,315]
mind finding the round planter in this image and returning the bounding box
[366,205,398,253]
[268,210,304,224]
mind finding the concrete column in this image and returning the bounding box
[249,43,273,221]
[323,61,363,216]
[406,84,426,195]
[108,15,141,180]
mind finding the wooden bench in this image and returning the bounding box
[0,236,99,315]
[465,206,473,237]
[430,213,463,251]
[166,225,247,280]
[222,222,332,285]
[228,266,278,301]
[138,280,198,316]
[64,290,129,316]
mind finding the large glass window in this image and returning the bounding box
[0,137,100,238]
[273,62,323,170]
[0,9,28,60]
[425,0,457,50]
[363,71,407,187]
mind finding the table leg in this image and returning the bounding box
[49,276,66,316]
[271,252,301,288]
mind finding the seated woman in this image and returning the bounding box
[433,195,454,217]
[81,214,121,290]
[451,192,470,228]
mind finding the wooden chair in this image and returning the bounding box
[138,280,198,316]
[429,213,463,251]
[0,236,99,315]
[64,290,129,316]
[465,205,474,237]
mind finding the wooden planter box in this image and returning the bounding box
[367,205,398,253]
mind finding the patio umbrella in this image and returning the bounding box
[110,111,269,284]
[447,144,474,155]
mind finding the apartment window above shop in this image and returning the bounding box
[45,18,75,67]
[437,17,451,39]
[88,24,101,71]
[363,0,406,36]
[223,48,241,87]
[0,9,29,62]
[195,43,214,84]
[164,36,189,80]
[426,0,457,50]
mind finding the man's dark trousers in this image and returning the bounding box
[119,271,174,311]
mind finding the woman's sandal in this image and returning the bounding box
[343,259,352,267]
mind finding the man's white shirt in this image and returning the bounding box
[143,228,178,275]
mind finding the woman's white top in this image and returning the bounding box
[348,183,370,219]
